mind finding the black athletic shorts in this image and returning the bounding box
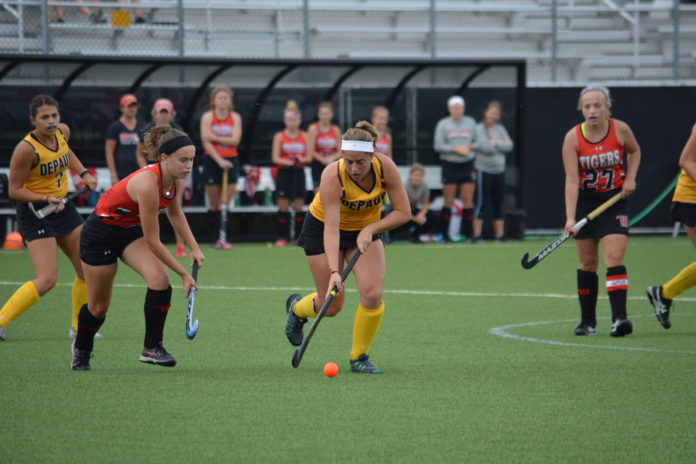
[16,200,84,242]
[202,155,239,186]
[80,213,144,266]
[441,159,476,185]
[275,167,307,199]
[574,190,628,239]
[671,202,696,227]
[311,161,326,189]
[297,212,382,256]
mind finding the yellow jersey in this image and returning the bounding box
[22,129,71,198]
[673,161,696,202]
[309,156,386,231]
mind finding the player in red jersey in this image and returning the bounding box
[71,125,204,371]
[371,106,392,159]
[271,100,312,247]
[562,85,641,337]
[306,101,341,193]
[200,85,242,249]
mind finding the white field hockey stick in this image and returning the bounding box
[521,192,622,269]
[186,261,199,340]
[291,250,361,368]
[29,186,89,219]
[212,169,229,249]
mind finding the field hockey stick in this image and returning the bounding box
[29,186,89,219]
[521,192,622,270]
[186,261,200,340]
[213,168,229,248]
[292,250,362,368]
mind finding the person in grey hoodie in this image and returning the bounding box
[471,100,514,242]
[433,95,478,241]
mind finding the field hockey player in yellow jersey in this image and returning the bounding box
[0,95,98,342]
[646,123,696,329]
[283,121,410,373]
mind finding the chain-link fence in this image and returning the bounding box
[1,0,695,85]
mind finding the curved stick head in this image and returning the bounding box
[520,253,537,270]
[186,320,198,340]
[291,350,301,368]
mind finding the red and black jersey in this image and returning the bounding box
[575,118,624,192]
[309,122,339,158]
[205,112,238,159]
[277,130,306,169]
[376,132,390,155]
[96,163,176,228]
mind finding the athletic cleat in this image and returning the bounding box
[275,239,288,247]
[139,343,177,367]
[71,341,92,371]
[610,318,633,337]
[69,328,104,340]
[284,293,306,346]
[0,326,6,341]
[212,239,232,250]
[573,323,596,336]
[646,286,672,329]
[349,354,382,374]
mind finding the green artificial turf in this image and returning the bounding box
[2,236,695,463]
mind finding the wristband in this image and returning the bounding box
[78,169,90,178]
[330,270,339,275]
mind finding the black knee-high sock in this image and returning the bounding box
[577,269,598,326]
[144,286,172,349]
[294,212,306,240]
[462,208,474,239]
[440,207,451,237]
[276,211,291,240]
[606,265,628,321]
[75,304,105,352]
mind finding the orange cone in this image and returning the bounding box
[3,231,24,250]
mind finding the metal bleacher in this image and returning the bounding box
[1,0,695,85]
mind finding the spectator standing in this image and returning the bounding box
[471,100,514,242]
[433,95,478,241]
[105,93,145,185]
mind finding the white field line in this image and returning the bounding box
[2,280,696,303]
[489,315,696,355]
[2,280,693,354]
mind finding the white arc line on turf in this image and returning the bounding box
[489,315,696,355]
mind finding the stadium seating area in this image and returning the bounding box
[1,0,695,85]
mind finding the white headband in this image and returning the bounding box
[341,140,374,153]
[448,96,465,108]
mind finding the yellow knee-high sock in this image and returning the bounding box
[350,301,385,361]
[292,292,317,319]
[0,281,40,329]
[71,277,88,332]
[663,261,696,300]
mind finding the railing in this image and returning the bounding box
[0,0,694,84]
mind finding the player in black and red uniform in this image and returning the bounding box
[72,125,204,371]
[562,85,641,337]
[271,100,312,247]
[306,101,341,193]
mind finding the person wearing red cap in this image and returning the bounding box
[105,94,145,186]
[136,98,188,258]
